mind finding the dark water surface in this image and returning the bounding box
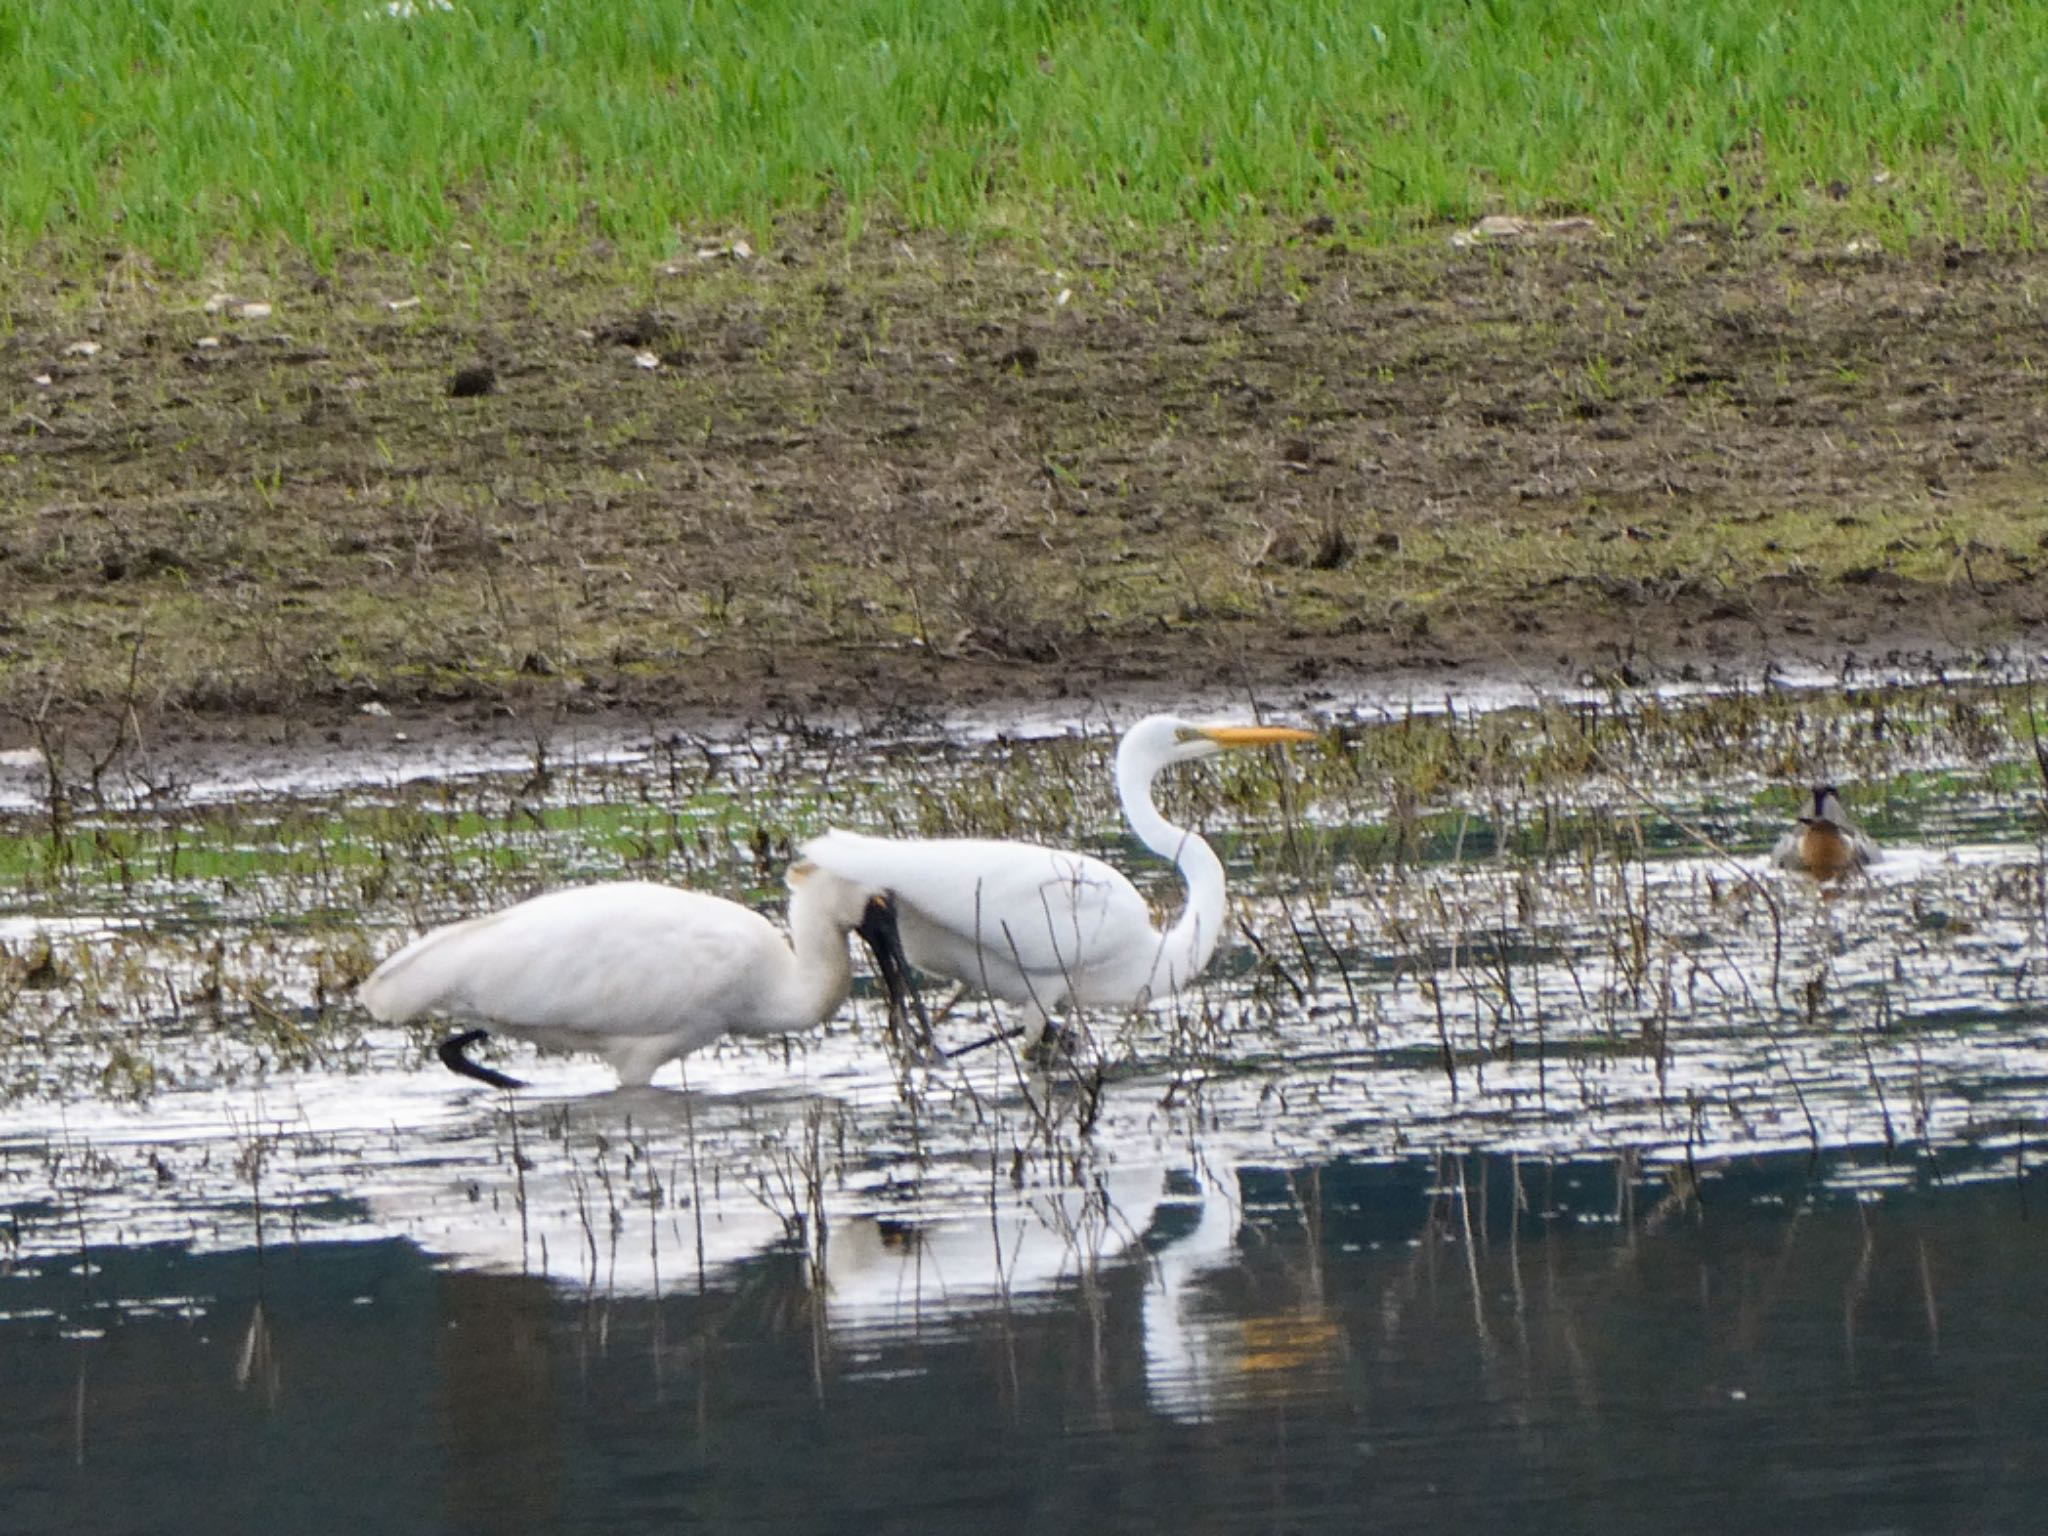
[7,679,2048,1531]
[7,1147,2044,1536]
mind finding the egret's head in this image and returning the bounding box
[1118,712,1318,771]
[787,859,881,929]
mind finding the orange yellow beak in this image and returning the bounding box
[1198,724,1318,748]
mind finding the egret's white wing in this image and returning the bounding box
[802,830,1153,983]
[359,882,781,1037]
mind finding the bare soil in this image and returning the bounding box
[4,228,2047,756]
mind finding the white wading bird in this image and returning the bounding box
[1771,783,1881,880]
[358,865,900,1089]
[802,714,1317,1053]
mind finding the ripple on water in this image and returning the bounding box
[3,676,2046,1329]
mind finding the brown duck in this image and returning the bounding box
[1771,785,1880,879]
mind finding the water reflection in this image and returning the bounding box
[8,679,2048,1528]
[6,1146,2045,1534]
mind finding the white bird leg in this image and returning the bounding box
[1018,999,1053,1057]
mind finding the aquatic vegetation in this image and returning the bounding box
[0,668,2037,1122]
[2,670,2046,1536]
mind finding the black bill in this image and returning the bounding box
[436,1028,526,1090]
[855,895,936,1059]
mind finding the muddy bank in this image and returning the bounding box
[5,229,2047,754]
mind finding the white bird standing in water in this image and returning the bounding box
[1772,784,1881,880]
[358,864,896,1089]
[802,714,1317,1052]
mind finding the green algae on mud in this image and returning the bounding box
[4,232,2048,745]
[2,668,2046,1107]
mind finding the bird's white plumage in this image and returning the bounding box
[802,714,1314,1043]
[799,831,1167,1007]
[359,874,874,1088]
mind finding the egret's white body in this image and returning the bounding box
[802,715,1314,1046]
[1771,784,1880,880]
[358,869,878,1088]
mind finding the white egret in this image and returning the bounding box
[1771,784,1880,879]
[801,714,1317,1051]
[358,865,896,1089]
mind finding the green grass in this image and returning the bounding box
[4,0,2045,269]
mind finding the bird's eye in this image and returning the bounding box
[1175,726,1202,743]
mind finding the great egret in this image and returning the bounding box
[1771,784,1880,879]
[358,865,898,1089]
[801,714,1317,1051]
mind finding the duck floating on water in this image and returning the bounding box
[1771,784,1880,879]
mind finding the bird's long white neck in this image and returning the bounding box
[1117,740,1228,989]
[759,876,856,1034]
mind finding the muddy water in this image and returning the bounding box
[3,679,2047,1532]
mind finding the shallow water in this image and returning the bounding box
[8,1147,2046,1536]
[3,673,2047,1531]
